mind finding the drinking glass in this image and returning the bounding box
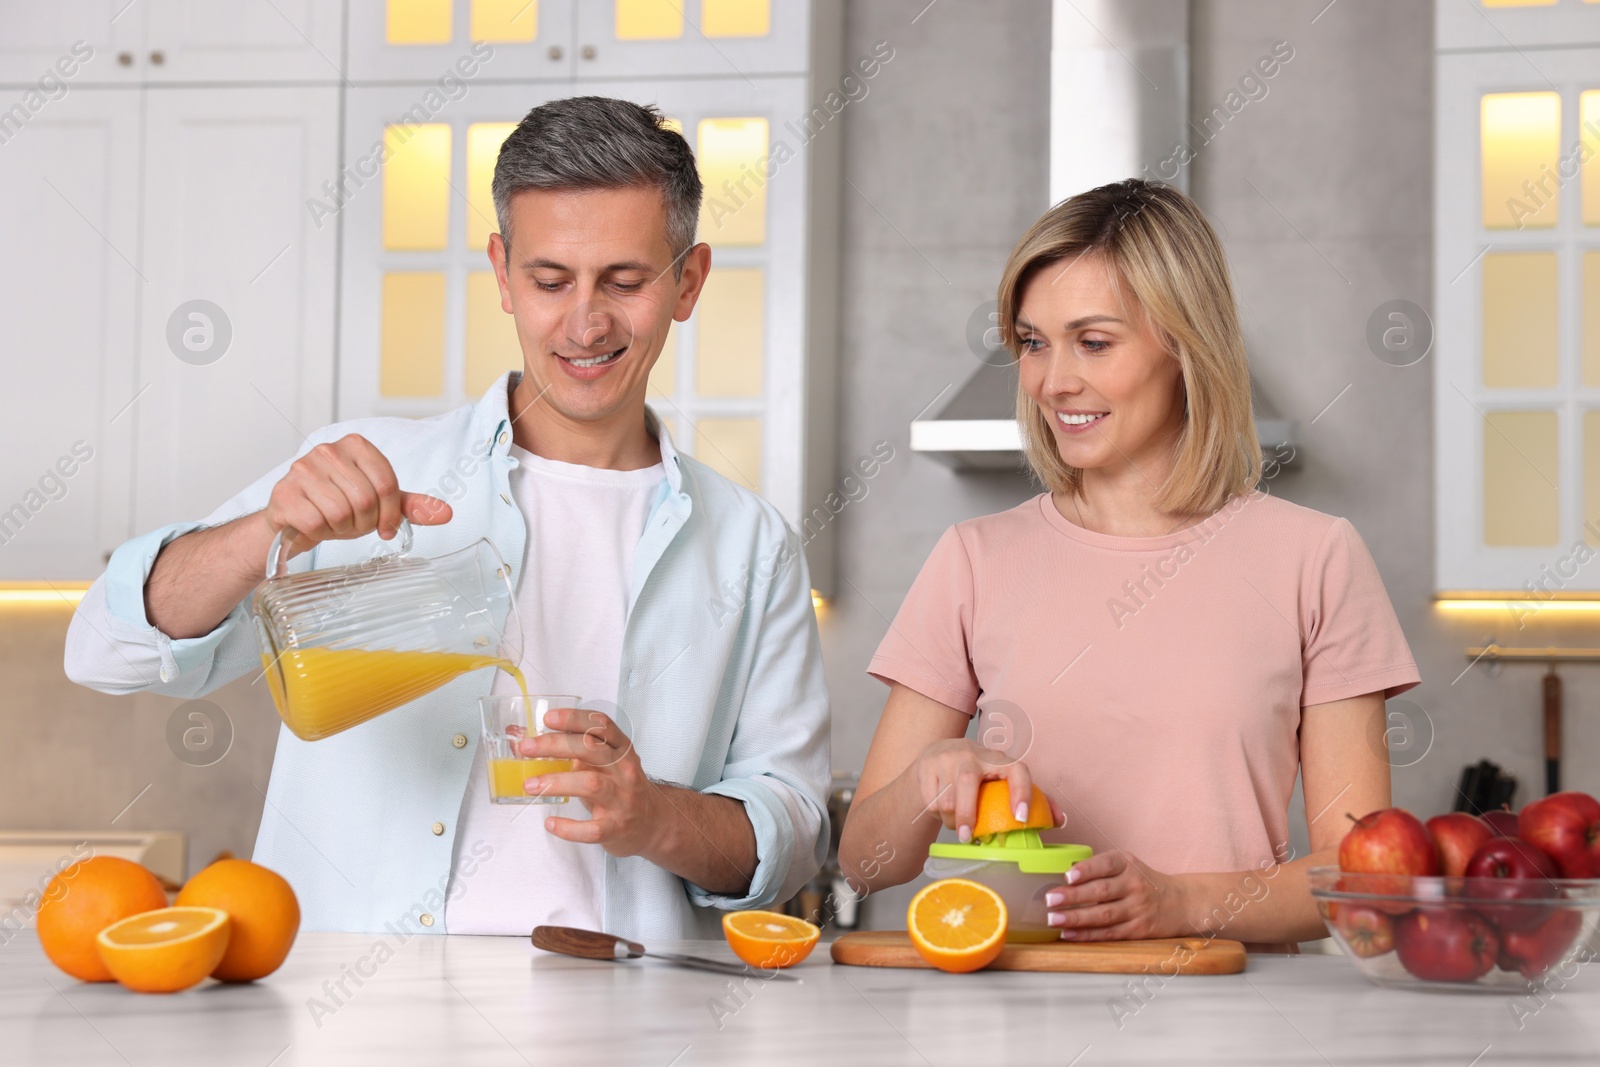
[480,694,580,804]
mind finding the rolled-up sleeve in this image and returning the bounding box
[686,523,830,912]
[64,451,305,699]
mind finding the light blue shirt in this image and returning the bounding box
[64,372,831,939]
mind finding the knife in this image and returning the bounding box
[531,925,803,982]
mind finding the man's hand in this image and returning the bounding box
[265,433,452,559]
[515,707,659,857]
[514,707,758,894]
[145,433,452,639]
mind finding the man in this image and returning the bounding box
[65,96,830,939]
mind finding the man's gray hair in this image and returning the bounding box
[491,96,702,269]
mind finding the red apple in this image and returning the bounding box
[1427,813,1495,878]
[1332,874,1415,916]
[1483,809,1520,838]
[1463,837,1561,932]
[1498,908,1584,980]
[1333,903,1395,958]
[1340,809,1441,876]
[1395,908,1498,983]
[1518,792,1600,879]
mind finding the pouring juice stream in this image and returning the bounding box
[263,649,575,792]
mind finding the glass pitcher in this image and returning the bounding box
[252,519,524,741]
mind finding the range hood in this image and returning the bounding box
[910,362,1299,472]
[910,1,1297,473]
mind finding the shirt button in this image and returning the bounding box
[453,733,468,749]
[419,913,434,927]
[159,668,170,682]
[431,821,445,836]
[500,493,513,507]
[498,431,509,446]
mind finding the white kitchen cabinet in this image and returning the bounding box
[1,0,844,591]
[0,89,140,577]
[571,0,809,80]
[0,4,136,86]
[345,0,575,82]
[139,0,345,84]
[132,86,340,534]
[0,1,344,88]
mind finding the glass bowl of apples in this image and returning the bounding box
[1311,796,1600,993]
[1310,867,1600,992]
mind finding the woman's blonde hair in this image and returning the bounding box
[998,179,1259,517]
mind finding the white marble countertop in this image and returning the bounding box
[3,931,1598,1066]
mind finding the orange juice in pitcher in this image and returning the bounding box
[253,519,523,741]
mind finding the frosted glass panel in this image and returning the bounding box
[703,0,770,37]
[383,124,451,251]
[615,0,682,39]
[467,122,515,249]
[1584,92,1600,227]
[381,273,447,397]
[695,417,762,492]
[695,267,764,397]
[648,323,677,398]
[697,118,768,247]
[1484,411,1558,546]
[1481,92,1559,230]
[388,0,453,44]
[465,272,520,397]
[1482,252,1558,388]
[1588,412,1600,546]
[472,0,536,41]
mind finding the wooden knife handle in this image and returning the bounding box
[531,925,644,960]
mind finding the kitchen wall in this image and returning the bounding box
[1,608,280,877]
[7,0,1593,914]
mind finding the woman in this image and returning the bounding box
[838,180,1418,949]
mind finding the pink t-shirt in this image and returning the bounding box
[868,491,1420,875]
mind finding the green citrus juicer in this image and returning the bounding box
[926,829,1093,942]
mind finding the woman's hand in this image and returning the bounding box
[1046,851,1193,940]
[913,739,1064,843]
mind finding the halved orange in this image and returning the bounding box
[722,910,820,969]
[907,878,1008,973]
[95,906,231,994]
[972,781,1054,841]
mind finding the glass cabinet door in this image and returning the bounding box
[581,76,810,512]
[347,0,575,82]
[338,83,574,422]
[573,0,807,80]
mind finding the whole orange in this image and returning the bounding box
[175,859,300,982]
[37,857,168,982]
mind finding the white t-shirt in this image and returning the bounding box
[444,444,665,934]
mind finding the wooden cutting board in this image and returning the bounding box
[830,931,1246,975]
